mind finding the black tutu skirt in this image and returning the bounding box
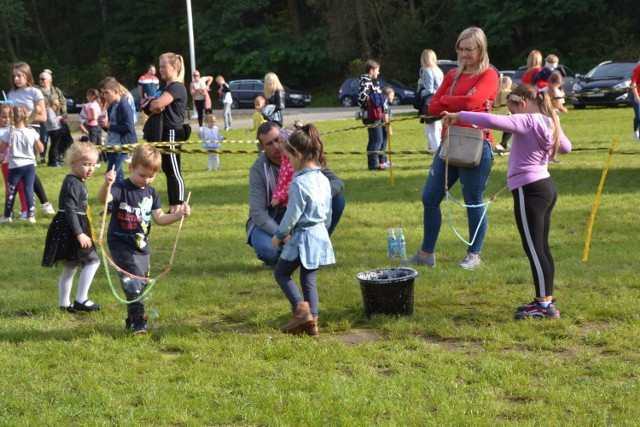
[42,212,99,267]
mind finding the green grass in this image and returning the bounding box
[1,106,640,425]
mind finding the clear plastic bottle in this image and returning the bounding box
[388,228,398,259]
[397,227,406,260]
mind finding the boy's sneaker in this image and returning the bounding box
[0,217,12,223]
[514,300,560,320]
[131,316,148,334]
[634,130,640,141]
[27,216,36,223]
[459,254,481,270]
[42,202,56,215]
[20,211,28,219]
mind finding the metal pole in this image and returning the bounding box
[186,0,197,119]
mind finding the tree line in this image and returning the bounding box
[1,0,638,99]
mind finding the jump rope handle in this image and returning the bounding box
[98,165,116,244]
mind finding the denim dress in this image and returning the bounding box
[274,166,335,269]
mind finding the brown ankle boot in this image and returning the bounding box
[281,301,313,334]
[304,316,319,336]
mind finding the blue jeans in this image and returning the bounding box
[250,194,346,265]
[631,93,640,133]
[421,141,493,255]
[5,165,36,218]
[364,119,383,169]
[106,152,128,183]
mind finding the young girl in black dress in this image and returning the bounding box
[42,141,102,312]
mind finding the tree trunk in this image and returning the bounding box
[287,0,302,36]
[0,13,17,62]
[354,0,370,58]
[30,0,54,58]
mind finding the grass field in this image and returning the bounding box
[1,106,639,425]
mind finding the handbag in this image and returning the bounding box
[437,75,486,167]
[439,126,484,167]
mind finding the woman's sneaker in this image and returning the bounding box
[514,300,560,320]
[459,254,481,270]
[42,202,55,215]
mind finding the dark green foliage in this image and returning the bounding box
[0,0,638,98]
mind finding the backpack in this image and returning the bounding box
[532,68,553,86]
[367,92,385,121]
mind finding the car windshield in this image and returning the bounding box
[586,63,635,79]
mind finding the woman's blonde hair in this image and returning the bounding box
[454,27,490,79]
[264,72,284,99]
[509,84,561,158]
[159,52,185,83]
[420,49,444,81]
[527,50,543,70]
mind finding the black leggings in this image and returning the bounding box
[194,99,205,127]
[512,177,557,298]
[161,128,185,206]
[34,174,49,204]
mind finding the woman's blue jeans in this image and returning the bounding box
[421,141,493,255]
[631,95,640,133]
[106,152,128,183]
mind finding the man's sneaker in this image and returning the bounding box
[635,130,640,141]
[0,217,12,223]
[42,202,55,215]
[27,216,36,223]
[132,316,148,334]
[459,254,481,270]
[514,300,560,320]
[402,251,436,267]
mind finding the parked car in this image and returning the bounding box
[570,61,636,109]
[226,79,311,109]
[511,64,577,95]
[63,92,83,114]
[436,60,458,77]
[338,76,415,107]
[499,70,516,80]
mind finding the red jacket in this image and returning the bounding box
[429,67,499,142]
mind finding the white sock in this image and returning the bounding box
[75,262,100,304]
[59,265,77,307]
[538,300,552,308]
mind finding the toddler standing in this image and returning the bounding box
[0,103,28,219]
[42,141,102,312]
[98,144,191,334]
[45,98,64,166]
[271,124,335,336]
[199,113,225,171]
[0,105,44,223]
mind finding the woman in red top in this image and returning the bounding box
[403,26,499,270]
[521,50,543,86]
[631,58,640,140]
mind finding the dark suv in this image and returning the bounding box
[226,79,311,109]
[570,61,636,109]
[338,76,415,107]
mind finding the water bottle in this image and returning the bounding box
[397,228,407,260]
[388,228,398,259]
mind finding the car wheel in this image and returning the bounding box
[341,96,355,108]
[572,104,585,110]
[231,98,239,109]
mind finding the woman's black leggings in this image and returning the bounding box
[33,174,49,204]
[161,128,185,206]
[512,177,557,298]
[194,99,205,127]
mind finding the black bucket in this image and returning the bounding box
[356,267,418,317]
